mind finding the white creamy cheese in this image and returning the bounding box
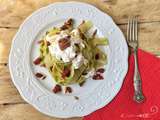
[48,44,76,62]
[46,29,86,69]
[71,29,85,48]
[72,53,85,69]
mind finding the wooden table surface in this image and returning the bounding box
[0,0,160,120]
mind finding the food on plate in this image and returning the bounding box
[52,84,62,93]
[96,68,105,73]
[65,87,72,93]
[35,72,46,80]
[33,57,42,65]
[34,18,108,87]
[92,73,104,80]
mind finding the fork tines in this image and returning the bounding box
[127,17,138,48]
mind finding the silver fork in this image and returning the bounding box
[127,17,145,103]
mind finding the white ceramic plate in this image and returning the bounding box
[9,2,128,118]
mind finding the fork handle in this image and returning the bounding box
[133,49,145,103]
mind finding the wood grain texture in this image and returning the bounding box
[119,22,160,55]
[0,65,25,104]
[0,104,81,120]
[0,0,160,28]
[0,28,17,63]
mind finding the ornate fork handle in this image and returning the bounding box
[133,49,145,103]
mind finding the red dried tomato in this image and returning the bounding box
[58,37,71,50]
[35,73,46,80]
[33,57,41,65]
[96,68,105,73]
[52,84,62,93]
[95,53,100,60]
[46,41,51,46]
[62,67,71,78]
[65,87,72,93]
[92,74,104,80]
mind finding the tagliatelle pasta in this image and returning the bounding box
[38,19,108,86]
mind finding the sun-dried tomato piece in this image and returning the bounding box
[46,41,51,46]
[65,87,72,93]
[95,53,100,60]
[60,18,73,30]
[96,68,105,73]
[66,35,71,39]
[52,84,62,93]
[35,73,46,80]
[65,18,73,25]
[62,67,71,78]
[92,74,104,80]
[35,73,43,78]
[58,37,71,50]
[60,25,68,30]
[33,57,41,65]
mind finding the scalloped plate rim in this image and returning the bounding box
[9,1,128,118]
